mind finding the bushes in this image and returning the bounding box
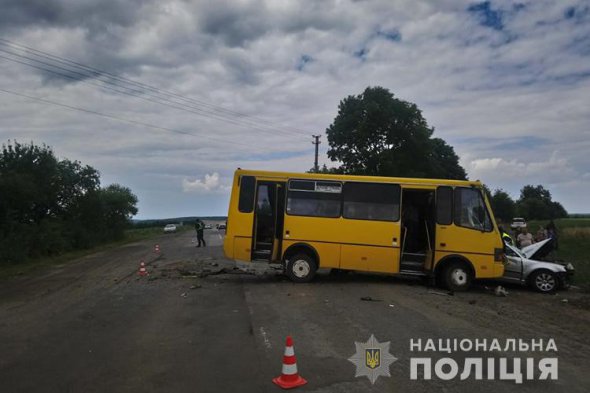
[0,141,138,265]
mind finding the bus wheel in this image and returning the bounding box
[287,253,317,283]
[444,262,472,291]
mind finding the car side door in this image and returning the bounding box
[503,246,524,282]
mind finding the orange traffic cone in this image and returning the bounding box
[273,336,307,389]
[154,244,160,253]
[138,261,148,276]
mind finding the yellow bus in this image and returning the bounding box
[223,169,505,291]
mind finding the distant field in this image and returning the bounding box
[527,218,590,288]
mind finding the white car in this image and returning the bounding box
[163,224,177,233]
[499,239,574,293]
[510,217,527,230]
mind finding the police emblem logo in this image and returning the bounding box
[349,334,397,384]
[366,348,380,369]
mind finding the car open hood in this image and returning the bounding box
[521,238,553,260]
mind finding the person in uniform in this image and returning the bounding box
[195,219,206,247]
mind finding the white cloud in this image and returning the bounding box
[182,172,229,193]
[462,151,584,210]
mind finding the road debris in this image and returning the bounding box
[561,299,569,303]
[189,284,201,290]
[360,296,381,302]
[197,267,253,278]
[180,292,188,298]
[494,286,509,297]
[428,290,451,297]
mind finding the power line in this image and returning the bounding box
[0,38,311,136]
[0,38,312,137]
[0,87,265,149]
[0,49,309,141]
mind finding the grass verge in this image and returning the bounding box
[526,218,590,288]
[0,226,178,280]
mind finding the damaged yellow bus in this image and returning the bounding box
[223,169,505,291]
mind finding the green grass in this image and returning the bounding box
[526,218,590,288]
[0,226,170,280]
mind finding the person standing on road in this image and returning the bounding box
[499,225,513,245]
[535,226,548,242]
[546,219,559,250]
[195,219,206,247]
[517,227,535,248]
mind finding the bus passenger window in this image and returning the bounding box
[436,186,453,225]
[238,176,256,213]
[286,180,341,218]
[454,188,492,231]
[342,182,400,221]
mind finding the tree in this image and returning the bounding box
[0,140,138,264]
[489,189,516,223]
[307,164,343,174]
[100,184,139,240]
[516,185,567,220]
[326,86,466,180]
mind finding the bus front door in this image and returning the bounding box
[252,182,285,262]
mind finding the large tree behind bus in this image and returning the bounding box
[326,86,467,180]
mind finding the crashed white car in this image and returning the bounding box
[499,239,574,293]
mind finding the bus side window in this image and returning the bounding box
[238,176,256,213]
[286,180,341,218]
[436,186,453,225]
[342,182,400,221]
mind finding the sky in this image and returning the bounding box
[0,0,588,218]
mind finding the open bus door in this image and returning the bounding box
[252,181,286,261]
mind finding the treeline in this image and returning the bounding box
[0,141,138,264]
[486,184,567,223]
[132,216,227,229]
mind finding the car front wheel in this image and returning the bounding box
[530,270,558,293]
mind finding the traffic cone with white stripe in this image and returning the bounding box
[138,261,148,276]
[273,336,307,389]
[154,244,160,253]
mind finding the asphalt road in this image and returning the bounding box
[1,229,589,393]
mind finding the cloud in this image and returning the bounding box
[1,0,589,217]
[467,151,575,183]
[182,172,229,193]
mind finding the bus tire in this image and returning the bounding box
[443,261,472,291]
[286,253,317,283]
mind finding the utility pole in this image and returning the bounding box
[312,135,321,172]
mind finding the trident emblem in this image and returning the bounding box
[366,349,380,369]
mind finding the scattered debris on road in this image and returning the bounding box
[495,286,509,297]
[360,296,381,302]
[180,292,188,298]
[428,290,451,297]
